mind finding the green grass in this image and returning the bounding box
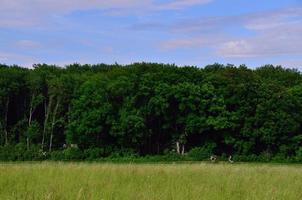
[0,162,301,200]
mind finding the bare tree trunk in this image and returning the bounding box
[27,94,35,150]
[49,98,60,152]
[4,97,9,145]
[181,144,185,155]
[42,96,53,150]
[26,137,30,150]
[176,141,180,154]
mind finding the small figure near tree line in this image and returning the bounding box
[63,144,78,149]
[228,155,234,163]
[210,155,217,162]
[210,155,234,163]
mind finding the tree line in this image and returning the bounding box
[1,62,302,161]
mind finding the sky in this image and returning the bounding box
[0,0,302,69]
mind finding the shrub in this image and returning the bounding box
[63,148,84,160]
[109,148,139,158]
[233,154,263,162]
[50,150,65,161]
[295,147,302,162]
[259,151,273,162]
[84,148,104,160]
[188,144,217,161]
[0,145,16,161]
[0,144,46,161]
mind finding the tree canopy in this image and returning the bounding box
[0,62,302,161]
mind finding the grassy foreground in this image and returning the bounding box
[0,162,301,200]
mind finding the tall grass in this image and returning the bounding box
[0,162,301,200]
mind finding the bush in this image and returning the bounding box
[294,147,302,162]
[0,144,46,161]
[50,148,83,161]
[84,148,104,160]
[63,147,84,160]
[108,148,139,159]
[0,145,15,161]
[23,145,47,161]
[188,144,216,161]
[271,154,288,163]
[50,150,65,161]
[233,154,259,162]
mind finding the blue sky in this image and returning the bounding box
[0,0,302,68]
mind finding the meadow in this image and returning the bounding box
[0,162,301,200]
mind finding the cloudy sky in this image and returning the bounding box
[0,0,302,68]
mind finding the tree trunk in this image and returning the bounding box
[176,141,180,154]
[4,97,9,145]
[181,144,185,155]
[49,97,60,152]
[27,94,35,150]
[42,96,53,150]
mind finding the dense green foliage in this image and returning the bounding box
[1,62,302,162]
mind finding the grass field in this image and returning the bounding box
[0,162,301,200]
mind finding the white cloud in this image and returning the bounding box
[156,0,212,10]
[276,60,302,68]
[15,40,41,49]
[244,7,302,30]
[161,38,204,49]
[0,52,37,67]
[153,7,302,59]
[0,0,149,27]
[160,34,227,49]
[218,8,302,58]
[0,0,213,28]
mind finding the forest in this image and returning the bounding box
[1,62,302,162]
